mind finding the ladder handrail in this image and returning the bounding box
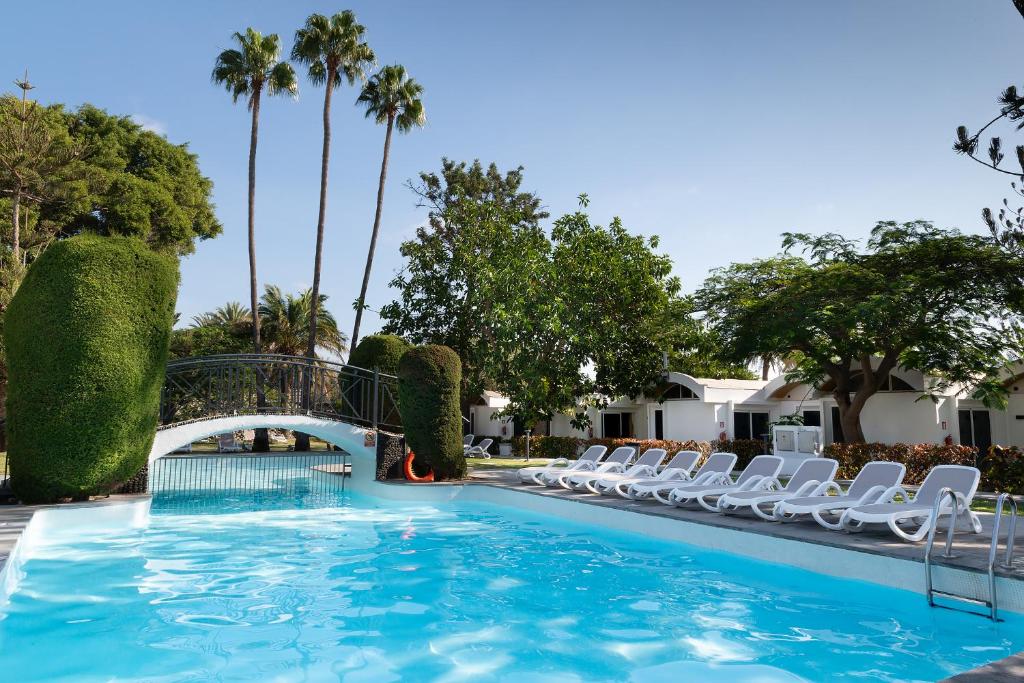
[987,492,1019,621]
[924,487,960,608]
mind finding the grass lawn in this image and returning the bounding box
[466,457,552,470]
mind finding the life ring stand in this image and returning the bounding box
[404,450,435,482]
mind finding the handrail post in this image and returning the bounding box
[525,428,532,462]
[372,368,380,431]
[924,487,958,607]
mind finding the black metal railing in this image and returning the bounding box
[150,452,350,512]
[159,354,401,432]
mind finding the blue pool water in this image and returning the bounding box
[0,489,1021,682]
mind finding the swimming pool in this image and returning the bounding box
[0,488,1020,682]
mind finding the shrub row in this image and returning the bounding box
[980,446,1024,494]
[823,442,977,486]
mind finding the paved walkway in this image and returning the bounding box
[470,469,1024,578]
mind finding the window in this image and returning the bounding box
[830,406,845,443]
[734,411,770,440]
[602,412,633,439]
[802,410,821,427]
[654,409,664,440]
[959,409,991,455]
[821,372,917,393]
[660,383,697,400]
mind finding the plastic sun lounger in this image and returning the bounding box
[717,458,839,520]
[839,464,983,542]
[659,455,784,511]
[627,452,738,501]
[612,450,702,499]
[557,447,636,489]
[585,448,668,494]
[465,438,494,458]
[517,445,607,485]
[772,461,907,530]
[463,434,475,446]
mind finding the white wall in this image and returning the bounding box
[469,406,512,438]
[659,401,720,441]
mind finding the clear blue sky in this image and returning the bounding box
[2,1,1021,341]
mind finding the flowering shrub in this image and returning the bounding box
[823,442,976,485]
[980,446,1024,494]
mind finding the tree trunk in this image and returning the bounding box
[305,69,334,363]
[760,353,771,381]
[350,114,395,353]
[293,431,310,451]
[11,187,21,264]
[247,87,269,453]
[837,399,867,444]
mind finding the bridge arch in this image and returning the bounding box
[150,414,379,483]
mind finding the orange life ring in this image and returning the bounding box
[404,450,435,482]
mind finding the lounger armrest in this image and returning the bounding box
[737,475,769,492]
[549,458,570,468]
[657,469,691,482]
[695,471,732,486]
[878,485,911,505]
[631,464,658,478]
[794,479,824,497]
[596,462,626,474]
[756,476,783,492]
[855,485,887,505]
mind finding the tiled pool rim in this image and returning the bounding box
[1,479,1023,681]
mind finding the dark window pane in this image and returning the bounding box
[602,413,621,438]
[803,410,821,427]
[654,410,664,440]
[958,410,974,447]
[735,412,752,440]
[751,413,770,442]
[831,407,845,443]
[622,413,633,438]
[972,410,991,455]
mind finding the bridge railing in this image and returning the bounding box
[159,354,402,432]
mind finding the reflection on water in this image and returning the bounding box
[0,490,1021,682]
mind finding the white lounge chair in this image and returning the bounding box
[217,433,244,453]
[839,465,983,542]
[717,458,839,520]
[628,452,738,501]
[659,455,784,511]
[613,450,702,499]
[772,460,907,530]
[462,434,475,451]
[517,445,607,485]
[465,438,494,458]
[586,448,668,494]
[556,447,636,489]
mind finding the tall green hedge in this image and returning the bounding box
[397,344,465,480]
[348,334,413,375]
[5,235,178,503]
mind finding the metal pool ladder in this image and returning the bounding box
[924,488,1018,621]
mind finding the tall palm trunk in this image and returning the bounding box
[248,87,270,452]
[296,67,336,454]
[350,113,395,352]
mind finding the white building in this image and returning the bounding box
[468,359,1024,451]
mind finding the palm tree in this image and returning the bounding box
[350,65,425,351]
[191,301,251,330]
[291,11,375,363]
[259,285,348,451]
[212,28,298,357]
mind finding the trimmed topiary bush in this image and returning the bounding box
[397,344,465,480]
[348,334,413,375]
[5,235,178,503]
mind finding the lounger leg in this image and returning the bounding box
[814,508,846,531]
[752,503,777,521]
[696,495,720,512]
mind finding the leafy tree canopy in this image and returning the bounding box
[382,163,687,428]
[697,220,1024,442]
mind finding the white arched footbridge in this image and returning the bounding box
[152,354,402,488]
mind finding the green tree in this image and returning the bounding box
[0,76,81,264]
[697,221,1024,442]
[380,159,548,415]
[291,11,375,362]
[350,65,425,351]
[212,28,297,357]
[191,301,251,330]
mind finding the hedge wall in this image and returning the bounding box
[824,442,977,486]
[979,445,1024,494]
[6,235,179,503]
[397,345,466,480]
[348,334,413,375]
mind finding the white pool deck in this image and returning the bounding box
[1,472,1023,681]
